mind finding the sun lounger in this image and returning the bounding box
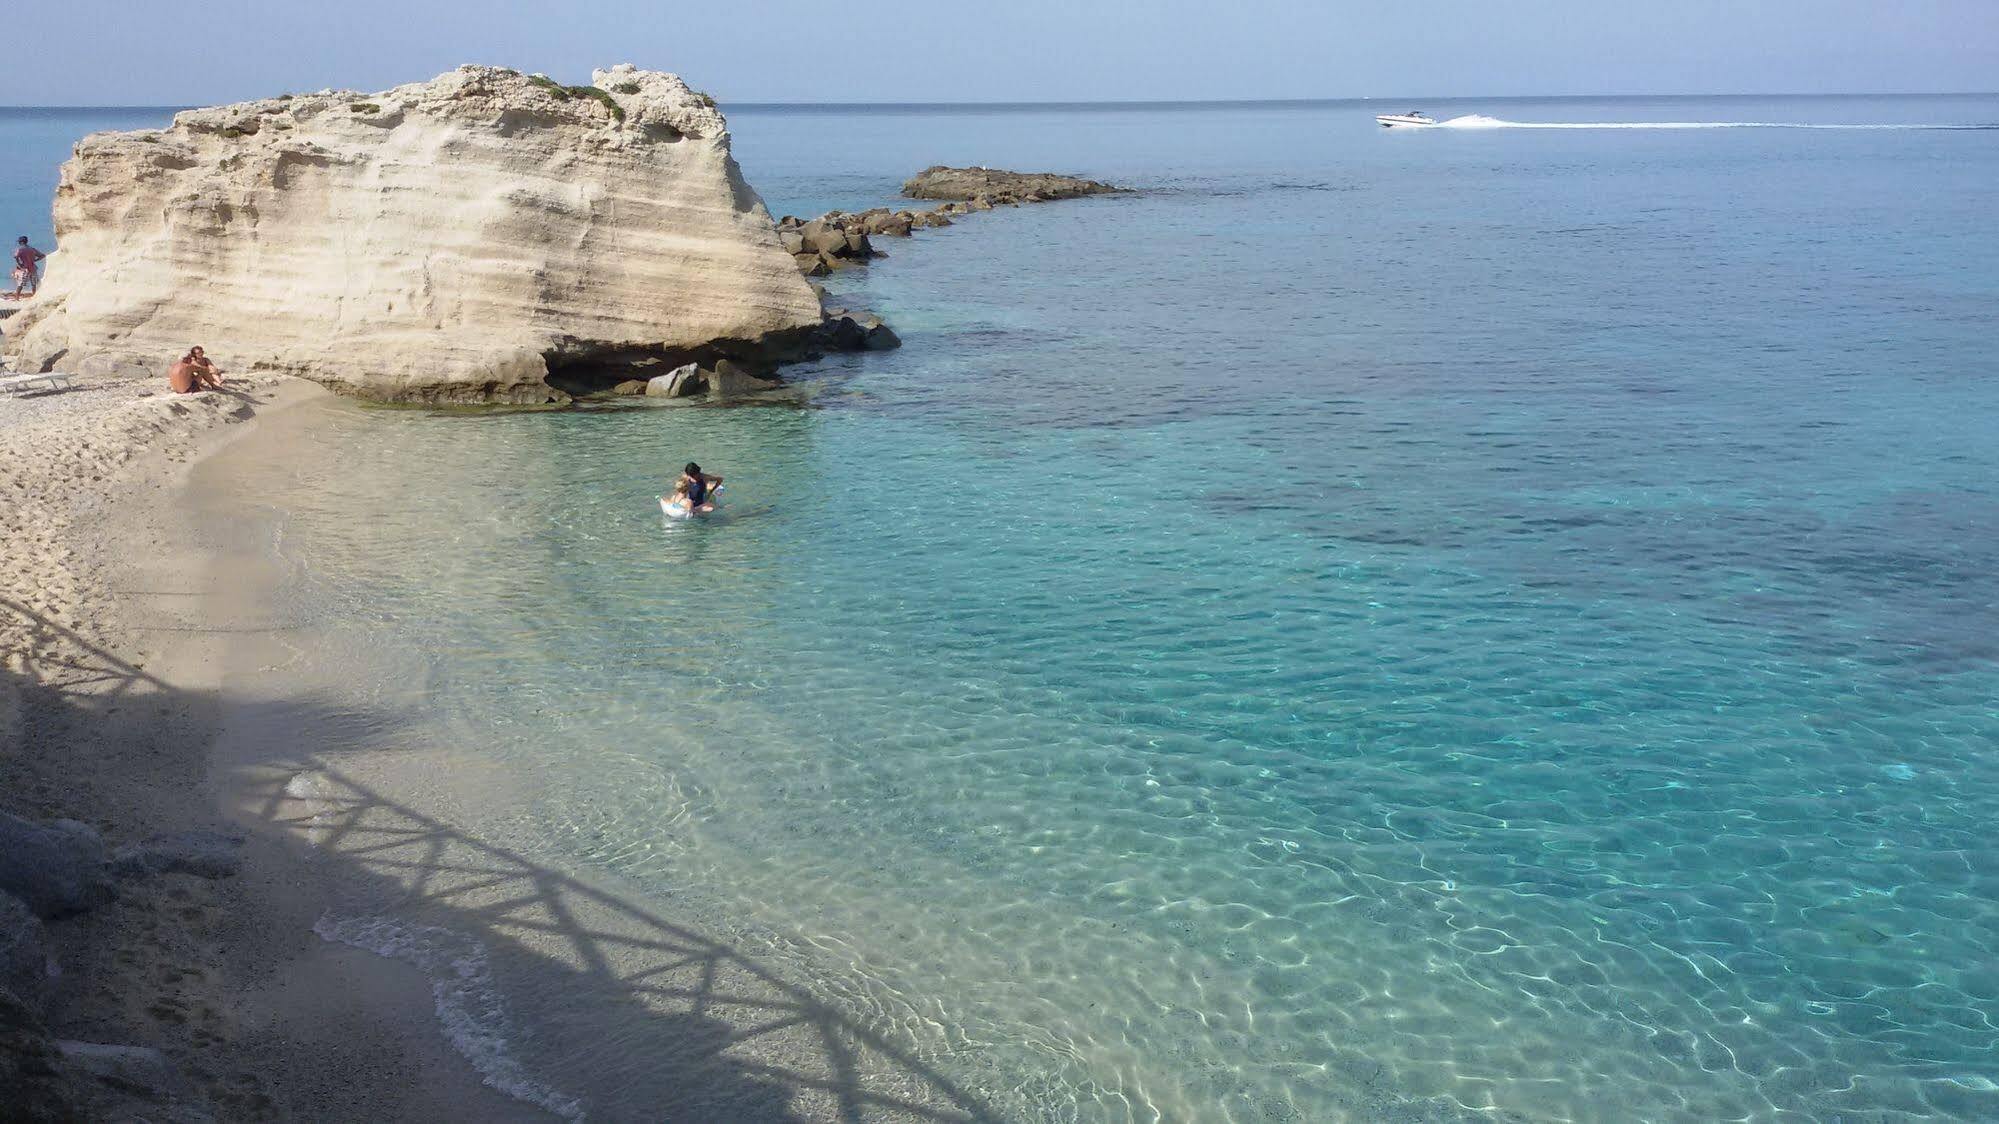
[0,371,76,395]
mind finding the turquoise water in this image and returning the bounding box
[17,97,1999,1119]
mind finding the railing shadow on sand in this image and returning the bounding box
[236,760,1009,1123]
[2,594,1008,1123]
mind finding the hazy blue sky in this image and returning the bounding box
[7,0,1994,105]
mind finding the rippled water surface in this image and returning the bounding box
[18,96,1999,1119]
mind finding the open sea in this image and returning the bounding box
[9,94,1999,1120]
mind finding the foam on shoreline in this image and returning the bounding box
[313,911,587,1121]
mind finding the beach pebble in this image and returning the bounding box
[0,812,113,919]
[109,829,246,881]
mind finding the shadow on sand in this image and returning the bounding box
[2,594,1012,1123]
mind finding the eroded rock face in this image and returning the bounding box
[901,166,1122,202]
[1,64,825,404]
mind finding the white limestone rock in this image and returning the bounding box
[1,65,823,403]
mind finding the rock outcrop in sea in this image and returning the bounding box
[775,167,1125,276]
[0,65,835,404]
[901,165,1122,203]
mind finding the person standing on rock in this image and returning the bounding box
[8,236,46,298]
[166,346,226,394]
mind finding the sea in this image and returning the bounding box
[7,94,1999,1121]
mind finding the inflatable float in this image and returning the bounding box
[660,483,722,520]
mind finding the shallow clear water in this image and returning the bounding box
[17,96,1999,1119]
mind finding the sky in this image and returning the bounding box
[6,0,1995,106]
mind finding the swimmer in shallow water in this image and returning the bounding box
[665,462,722,515]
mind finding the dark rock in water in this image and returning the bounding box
[0,814,112,919]
[902,165,1121,202]
[0,893,49,1012]
[708,359,780,397]
[794,252,829,276]
[109,830,245,881]
[823,316,867,351]
[842,230,874,256]
[862,321,901,351]
[800,221,851,257]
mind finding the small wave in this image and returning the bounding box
[314,913,586,1121]
[1430,114,1965,130]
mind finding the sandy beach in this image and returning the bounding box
[1,375,548,1121]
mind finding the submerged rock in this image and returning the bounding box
[0,814,112,919]
[1,64,824,404]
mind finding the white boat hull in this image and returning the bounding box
[1376,114,1437,128]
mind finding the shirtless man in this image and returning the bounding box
[166,347,225,393]
[7,237,45,298]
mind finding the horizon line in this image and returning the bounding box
[2,90,1995,112]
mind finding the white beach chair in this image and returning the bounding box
[0,371,76,396]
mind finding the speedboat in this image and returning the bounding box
[1376,111,1436,128]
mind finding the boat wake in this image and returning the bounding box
[1429,114,1980,130]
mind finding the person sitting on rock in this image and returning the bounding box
[666,462,722,515]
[7,236,46,299]
[167,346,226,393]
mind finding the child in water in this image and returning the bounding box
[665,462,722,516]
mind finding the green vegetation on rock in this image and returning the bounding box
[528,75,626,122]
